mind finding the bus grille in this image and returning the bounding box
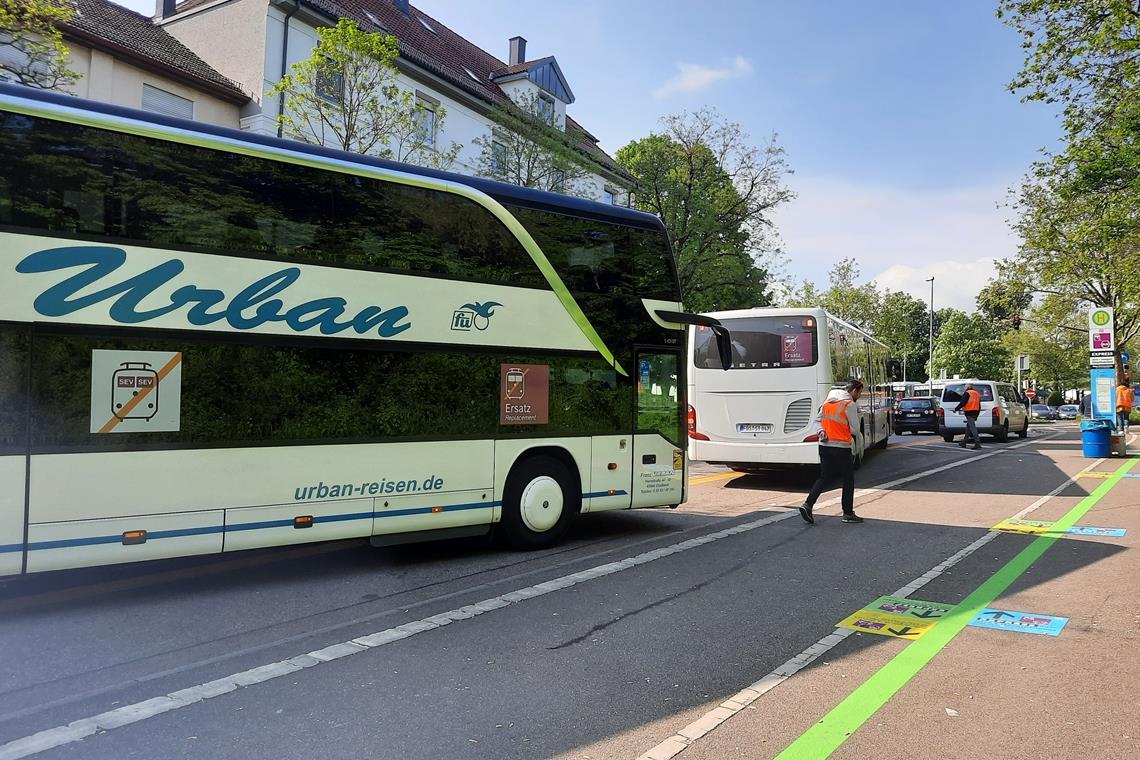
[784,398,813,433]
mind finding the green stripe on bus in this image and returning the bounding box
[0,95,626,375]
[776,455,1138,759]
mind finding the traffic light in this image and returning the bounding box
[1012,315,1022,330]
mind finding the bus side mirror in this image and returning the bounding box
[711,324,732,371]
[886,360,902,382]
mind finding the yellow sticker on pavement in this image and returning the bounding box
[1078,471,1114,479]
[992,518,1056,535]
[837,610,936,639]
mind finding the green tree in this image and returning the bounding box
[269,18,460,169]
[616,108,793,311]
[998,0,1140,138]
[472,90,593,195]
[0,0,78,90]
[930,312,1012,381]
[1004,116,1140,382]
[976,278,1032,328]
[872,290,929,381]
[785,258,881,330]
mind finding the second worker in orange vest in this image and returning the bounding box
[954,383,983,450]
[799,380,865,525]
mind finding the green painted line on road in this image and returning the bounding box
[775,455,1139,760]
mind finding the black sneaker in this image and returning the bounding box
[958,442,966,448]
[841,514,864,523]
[972,445,981,450]
[798,505,815,525]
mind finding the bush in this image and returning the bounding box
[1046,390,1064,407]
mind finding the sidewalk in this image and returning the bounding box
[679,439,1140,759]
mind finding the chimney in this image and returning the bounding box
[509,36,527,65]
[155,0,177,19]
[394,0,410,15]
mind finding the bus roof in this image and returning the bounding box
[701,307,888,350]
[0,82,666,233]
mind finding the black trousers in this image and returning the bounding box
[804,445,855,515]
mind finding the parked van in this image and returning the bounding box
[939,380,1029,442]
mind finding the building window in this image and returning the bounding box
[415,92,438,147]
[141,84,194,120]
[602,187,616,205]
[537,93,555,124]
[315,64,344,103]
[491,141,507,173]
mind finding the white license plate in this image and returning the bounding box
[737,423,773,433]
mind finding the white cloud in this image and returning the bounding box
[653,56,753,99]
[771,176,1020,310]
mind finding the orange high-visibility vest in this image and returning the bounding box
[820,399,853,443]
[962,389,981,412]
[1117,385,1133,411]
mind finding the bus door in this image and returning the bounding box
[633,349,685,508]
[0,327,30,577]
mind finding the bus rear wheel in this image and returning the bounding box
[500,455,579,550]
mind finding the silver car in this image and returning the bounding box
[1058,404,1079,420]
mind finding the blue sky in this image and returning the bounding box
[114,0,1059,309]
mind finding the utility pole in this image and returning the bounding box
[926,276,934,397]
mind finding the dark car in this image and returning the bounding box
[893,397,939,435]
[1031,404,1059,420]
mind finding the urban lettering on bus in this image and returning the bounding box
[16,246,412,337]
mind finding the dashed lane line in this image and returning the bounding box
[0,433,1060,760]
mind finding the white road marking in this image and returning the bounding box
[0,433,1063,760]
[636,439,1093,760]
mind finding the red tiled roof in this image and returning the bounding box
[65,0,247,102]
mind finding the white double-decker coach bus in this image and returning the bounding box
[0,84,727,577]
[686,308,892,471]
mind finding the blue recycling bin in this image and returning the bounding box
[1080,419,1113,458]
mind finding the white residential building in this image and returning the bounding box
[156,0,634,203]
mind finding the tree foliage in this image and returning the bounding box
[269,19,460,169]
[616,109,793,311]
[0,0,79,90]
[998,0,1140,137]
[472,90,593,196]
[931,312,1012,382]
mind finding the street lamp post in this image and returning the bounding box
[926,276,934,397]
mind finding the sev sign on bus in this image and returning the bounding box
[500,364,549,425]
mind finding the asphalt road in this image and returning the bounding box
[1,423,1136,760]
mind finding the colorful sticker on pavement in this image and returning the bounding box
[1078,472,1114,479]
[1067,525,1127,537]
[967,609,1068,636]
[837,610,937,639]
[864,595,953,620]
[991,518,1057,535]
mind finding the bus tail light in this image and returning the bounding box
[687,405,709,440]
[803,433,820,443]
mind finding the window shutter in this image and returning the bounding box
[141,84,195,120]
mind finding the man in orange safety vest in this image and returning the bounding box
[954,383,982,450]
[799,380,865,525]
[1116,381,1134,432]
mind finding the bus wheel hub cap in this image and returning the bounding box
[520,476,563,533]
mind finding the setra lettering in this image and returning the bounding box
[16,246,412,337]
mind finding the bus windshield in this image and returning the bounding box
[692,316,818,370]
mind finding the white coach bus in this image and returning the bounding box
[0,84,726,576]
[686,308,892,471]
